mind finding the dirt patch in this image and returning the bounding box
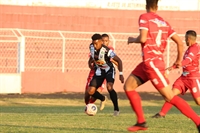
[0,92,193,101]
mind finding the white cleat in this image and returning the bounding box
[100,96,107,110]
[113,110,120,116]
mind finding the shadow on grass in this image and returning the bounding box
[0,124,123,132]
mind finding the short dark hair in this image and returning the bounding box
[186,30,197,37]
[102,34,109,38]
[91,33,102,41]
[146,0,158,10]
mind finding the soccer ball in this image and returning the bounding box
[85,103,98,116]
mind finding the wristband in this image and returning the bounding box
[119,72,123,75]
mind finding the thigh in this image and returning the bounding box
[85,70,95,90]
[144,60,169,90]
[186,79,200,99]
[89,74,104,89]
[173,77,187,95]
[105,67,115,83]
[131,62,148,83]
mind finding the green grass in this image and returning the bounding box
[0,98,199,133]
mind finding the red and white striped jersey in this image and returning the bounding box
[139,12,175,62]
[181,43,200,78]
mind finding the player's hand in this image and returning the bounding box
[127,37,135,44]
[173,61,182,68]
[165,65,176,71]
[119,75,124,83]
[89,63,94,70]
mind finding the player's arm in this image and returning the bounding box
[128,14,148,44]
[110,59,118,66]
[181,48,198,66]
[88,56,94,69]
[128,29,148,44]
[170,34,184,67]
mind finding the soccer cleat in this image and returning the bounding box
[127,122,148,132]
[151,113,165,118]
[100,96,107,110]
[113,110,120,116]
[197,124,200,133]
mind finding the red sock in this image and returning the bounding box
[160,101,173,116]
[170,96,200,126]
[89,98,96,103]
[125,90,145,123]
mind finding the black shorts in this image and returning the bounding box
[89,67,115,89]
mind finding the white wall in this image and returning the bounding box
[0,74,21,94]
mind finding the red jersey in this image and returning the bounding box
[181,43,200,79]
[139,12,175,62]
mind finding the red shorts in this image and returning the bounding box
[131,59,169,90]
[173,77,200,98]
[85,69,106,91]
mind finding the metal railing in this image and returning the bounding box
[1,28,199,74]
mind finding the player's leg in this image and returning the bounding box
[152,77,184,118]
[188,79,200,106]
[105,67,119,116]
[84,70,95,105]
[147,60,200,127]
[124,62,149,131]
[89,79,106,103]
[88,74,106,110]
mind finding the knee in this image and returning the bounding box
[195,98,200,106]
[87,87,95,95]
[123,82,137,92]
[107,83,113,91]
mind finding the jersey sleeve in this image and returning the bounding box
[166,22,176,38]
[138,14,149,31]
[182,46,199,66]
[108,46,114,51]
[107,49,116,58]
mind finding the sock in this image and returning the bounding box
[89,97,97,103]
[92,91,105,101]
[170,96,200,126]
[125,90,145,123]
[85,98,89,105]
[160,101,173,116]
[108,89,119,111]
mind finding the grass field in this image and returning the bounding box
[0,95,200,133]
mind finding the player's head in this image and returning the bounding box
[146,0,158,12]
[91,33,103,50]
[102,34,110,46]
[185,30,197,46]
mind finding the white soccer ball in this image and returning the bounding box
[85,103,98,116]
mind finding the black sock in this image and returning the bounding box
[92,91,105,101]
[108,89,119,111]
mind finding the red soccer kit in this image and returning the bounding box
[173,43,200,98]
[132,12,175,89]
[85,46,114,91]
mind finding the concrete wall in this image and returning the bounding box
[1,5,200,34]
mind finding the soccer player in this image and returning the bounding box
[152,30,200,119]
[84,34,117,105]
[124,0,200,132]
[87,33,124,116]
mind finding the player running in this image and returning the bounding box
[152,30,200,120]
[123,0,200,132]
[87,33,124,116]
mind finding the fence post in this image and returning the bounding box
[17,36,25,73]
[109,32,116,51]
[59,31,66,73]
